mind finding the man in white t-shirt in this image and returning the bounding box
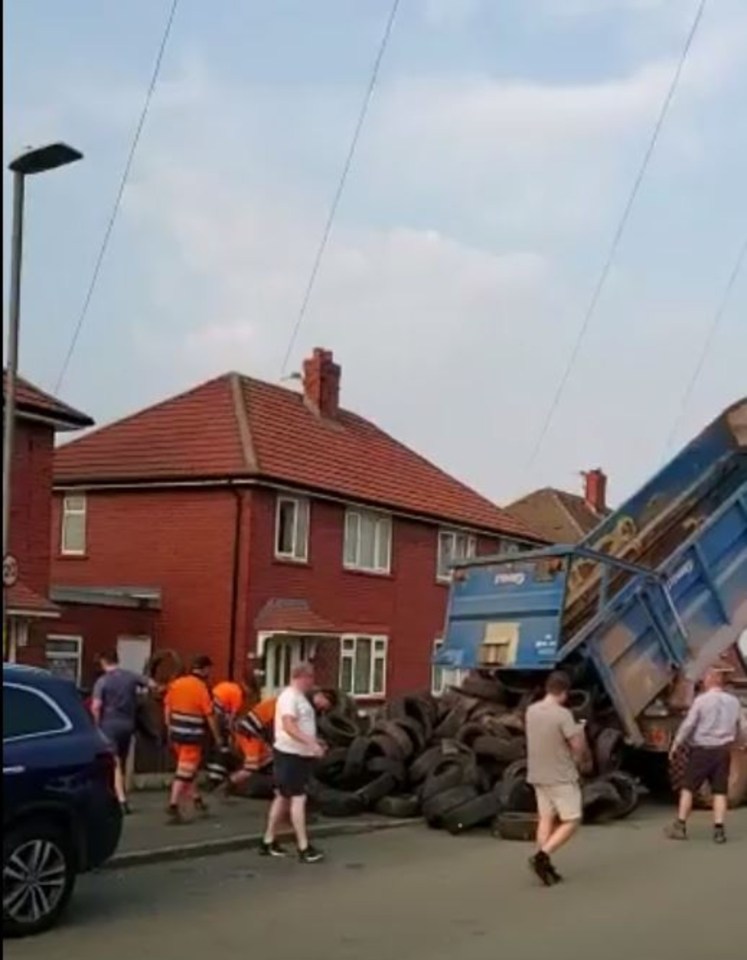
[260,662,327,863]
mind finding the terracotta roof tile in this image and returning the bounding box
[4,372,93,430]
[55,371,535,538]
[6,581,60,618]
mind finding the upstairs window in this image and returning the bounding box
[344,508,391,574]
[275,496,309,562]
[61,494,87,555]
[437,530,476,581]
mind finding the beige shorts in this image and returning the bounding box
[534,783,582,823]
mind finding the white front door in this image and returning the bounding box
[264,636,317,695]
[117,635,152,675]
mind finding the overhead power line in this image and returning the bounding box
[665,234,747,451]
[524,0,708,473]
[55,0,180,393]
[279,0,401,376]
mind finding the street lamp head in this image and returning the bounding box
[8,142,83,176]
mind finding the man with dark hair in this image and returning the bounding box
[91,650,154,814]
[164,655,221,824]
[526,671,590,885]
[667,667,746,844]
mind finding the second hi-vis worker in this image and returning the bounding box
[164,655,220,824]
[227,697,277,792]
[207,680,247,788]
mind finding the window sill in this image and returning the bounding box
[272,554,310,567]
[57,553,88,561]
[343,566,393,580]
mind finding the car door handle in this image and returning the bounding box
[3,766,26,775]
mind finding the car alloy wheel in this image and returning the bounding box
[3,839,68,928]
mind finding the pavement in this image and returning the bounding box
[111,789,412,867]
[7,806,745,960]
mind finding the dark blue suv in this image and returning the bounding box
[3,664,123,937]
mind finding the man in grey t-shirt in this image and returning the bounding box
[526,671,590,886]
[92,650,152,813]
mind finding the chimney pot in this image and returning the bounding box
[583,468,607,514]
[302,347,341,419]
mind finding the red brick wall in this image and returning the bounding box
[51,487,250,677]
[16,604,159,688]
[10,421,54,595]
[243,489,502,696]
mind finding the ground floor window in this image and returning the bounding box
[431,639,467,695]
[46,635,83,685]
[340,635,387,697]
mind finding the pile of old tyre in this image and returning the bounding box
[306,677,641,836]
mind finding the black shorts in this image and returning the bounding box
[273,750,313,798]
[102,726,134,765]
[684,746,731,795]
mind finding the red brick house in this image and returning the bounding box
[52,349,539,698]
[3,373,92,668]
[506,469,611,544]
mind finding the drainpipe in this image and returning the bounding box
[227,487,244,680]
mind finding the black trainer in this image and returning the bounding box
[259,840,288,858]
[529,852,556,887]
[714,826,727,845]
[298,845,325,864]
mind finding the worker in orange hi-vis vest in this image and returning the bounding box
[206,679,249,789]
[163,655,221,824]
[227,689,333,794]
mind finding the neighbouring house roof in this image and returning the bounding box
[54,372,536,538]
[6,581,60,619]
[50,585,162,610]
[506,487,609,544]
[4,372,94,431]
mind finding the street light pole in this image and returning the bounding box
[2,170,26,562]
[3,144,83,657]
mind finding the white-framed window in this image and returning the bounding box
[437,530,476,581]
[431,638,467,696]
[45,635,83,685]
[340,635,388,697]
[343,508,392,574]
[274,496,310,561]
[61,493,87,555]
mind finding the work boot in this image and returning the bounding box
[714,825,727,845]
[529,852,556,886]
[166,804,186,825]
[665,819,687,841]
[194,797,211,819]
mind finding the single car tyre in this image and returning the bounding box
[368,734,406,761]
[601,771,640,820]
[390,717,428,755]
[356,774,399,808]
[422,785,480,825]
[241,772,276,800]
[473,735,527,764]
[493,811,538,842]
[3,820,76,939]
[456,722,487,749]
[374,794,421,818]
[146,648,183,685]
[421,760,470,803]
[370,721,415,759]
[409,746,445,785]
[311,786,366,818]
[457,673,506,703]
[568,689,593,722]
[593,728,625,775]
[582,779,623,823]
[366,755,407,786]
[441,791,503,834]
[342,736,371,784]
[313,747,350,786]
[319,713,360,748]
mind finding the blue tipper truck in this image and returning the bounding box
[436,398,747,797]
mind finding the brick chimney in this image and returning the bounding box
[583,468,607,514]
[302,348,341,419]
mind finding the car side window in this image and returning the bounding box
[3,684,70,741]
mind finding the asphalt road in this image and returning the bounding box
[7,808,745,960]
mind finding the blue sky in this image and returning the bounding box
[4,0,746,505]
